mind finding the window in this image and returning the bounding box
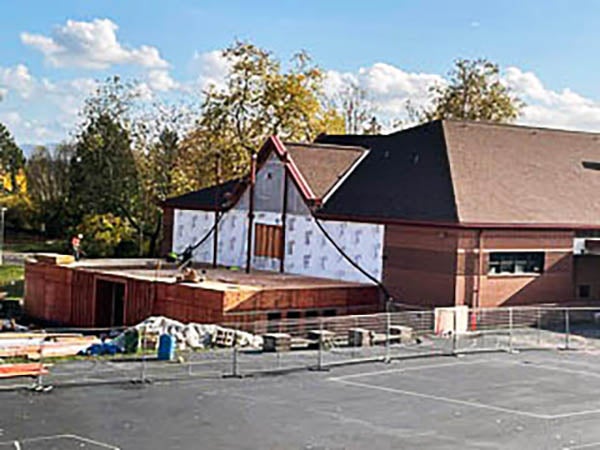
[267,311,282,333]
[323,309,337,317]
[579,285,591,298]
[488,252,544,275]
[286,311,301,320]
[254,224,283,259]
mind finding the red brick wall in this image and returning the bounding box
[382,224,458,307]
[382,225,576,308]
[457,229,574,307]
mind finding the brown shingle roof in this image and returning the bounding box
[443,120,600,225]
[318,120,600,227]
[284,142,368,199]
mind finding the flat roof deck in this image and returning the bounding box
[58,258,374,292]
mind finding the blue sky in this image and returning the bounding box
[2,0,600,144]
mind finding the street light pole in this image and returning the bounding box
[0,207,7,266]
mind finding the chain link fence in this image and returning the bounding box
[3,306,600,389]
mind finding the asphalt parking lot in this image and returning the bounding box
[3,350,600,449]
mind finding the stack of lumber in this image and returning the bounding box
[0,363,48,379]
[34,253,75,265]
[0,333,99,359]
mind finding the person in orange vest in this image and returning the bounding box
[71,234,83,261]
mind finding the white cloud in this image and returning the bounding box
[21,18,168,69]
[191,50,230,91]
[146,70,179,92]
[504,66,600,131]
[0,64,35,99]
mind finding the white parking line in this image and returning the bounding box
[329,359,488,381]
[564,440,600,449]
[331,378,551,420]
[0,434,120,449]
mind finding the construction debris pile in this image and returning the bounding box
[0,332,99,360]
[112,316,263,352]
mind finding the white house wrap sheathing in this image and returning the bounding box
[172,153,384,284]
[173,208,383,283]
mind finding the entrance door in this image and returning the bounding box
[95,280,126,327]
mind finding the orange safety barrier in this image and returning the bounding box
[470,311,478,331]
[0,363,49,379]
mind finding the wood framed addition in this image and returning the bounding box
[254,223,284,259]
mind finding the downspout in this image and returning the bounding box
[212,154,221,268]
[475,229,484,308]
[279,156,289,273]
[245,153,257,274]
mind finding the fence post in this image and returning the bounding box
[385,312,391,363]
[451,308,458,355]
[35,335,45,389]
[565,309,570,351]
[537,308,542,346]
[508,307,514,353]
[140,328,147,384]
[317,318,324,371]
[231,345,239,377]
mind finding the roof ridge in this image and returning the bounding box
[283,141,368,151]
[441,118,600,137]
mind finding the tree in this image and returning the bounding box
[132,103,195,255]
[26,143,74,236]
[183,41,344,184]
[332,81,379,134]
[68,77,141,231]
[414,58,522,123]
[0,122,25,194]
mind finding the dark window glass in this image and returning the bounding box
[488,252,544,275]
[579,285,591,298]
[286,311,301,320]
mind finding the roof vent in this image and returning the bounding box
[411,152,420,165]
[582,161,600,171]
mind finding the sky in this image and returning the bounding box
[3,0,600,145]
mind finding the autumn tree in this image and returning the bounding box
[182,41,344,185]
[132,102,195,255]
[26,143,74,236]
[68,77,140,233]
[414,58,522,123]
[0,122,25,194]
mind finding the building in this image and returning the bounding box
[163,119,600,309]
[25,119,600,327]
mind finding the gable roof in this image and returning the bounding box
[284,142,367,200]
[317,120,600,228]
[163,137,368,211]
[315,121,459,222]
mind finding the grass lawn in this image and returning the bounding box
[5,240,67,254]
[0,264,24,298]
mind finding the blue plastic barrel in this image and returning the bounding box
[157,334,175,361]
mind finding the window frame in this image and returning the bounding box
[487,252,545,276]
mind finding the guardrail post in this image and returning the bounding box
[565,309,570,350]
[385,312,391,363]
[508,307,514,353]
